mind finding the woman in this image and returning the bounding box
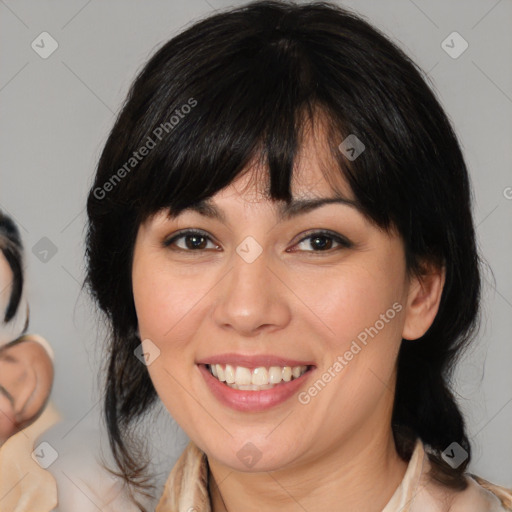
[0,211,58,512]
[84,1,512,510]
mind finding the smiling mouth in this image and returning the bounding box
[205,363,312,390]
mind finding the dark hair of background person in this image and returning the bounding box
[0,210,26,326]
[84,0,481,507]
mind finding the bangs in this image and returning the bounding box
[92,0,448,249]
[122,41,349,224]
[100,25,383,230]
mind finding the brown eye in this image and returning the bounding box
[163,230,220,251]
[291,230,352,253]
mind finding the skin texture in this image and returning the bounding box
[131,122,445,511]
[0,339,54,443]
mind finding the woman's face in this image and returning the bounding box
[131,127,440,473]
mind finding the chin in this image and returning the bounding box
[203,433,303,473]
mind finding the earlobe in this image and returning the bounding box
[402,264,445,341]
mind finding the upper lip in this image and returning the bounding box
[196,353,315,369]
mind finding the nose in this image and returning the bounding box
[211,245,292,337]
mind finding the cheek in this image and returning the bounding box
[298,260,406,414]
[132,261,203,427]
[299,261,405,351]
[132,257,213,359]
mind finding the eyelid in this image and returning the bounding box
[162,228,353,253]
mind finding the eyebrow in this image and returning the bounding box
[168,196,360,223]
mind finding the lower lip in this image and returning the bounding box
[198,364,314,412]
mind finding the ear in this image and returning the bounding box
[402,262,445,341]
[0,337,54,443]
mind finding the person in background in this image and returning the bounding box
[0,211,141,511]
[0,210,59,511]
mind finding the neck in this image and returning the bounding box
[208,422,408,512]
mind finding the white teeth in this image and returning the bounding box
[208,363,308,390]
[235,366,252,385]
[291,366,302,378]
[268,366,283,384]
[225,364,235,384]
[251,367,268,386]
[232,383,274,391]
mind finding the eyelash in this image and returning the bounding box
[162,229,352,254]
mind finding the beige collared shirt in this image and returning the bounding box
[156,440,512,512]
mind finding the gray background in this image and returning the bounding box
[1,0,511,488]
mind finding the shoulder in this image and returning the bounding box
[415,447,512,511]
[429,474,512,512]
[386,440,512,512]
[464,475,512,511]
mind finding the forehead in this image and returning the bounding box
[162,169,355,235]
